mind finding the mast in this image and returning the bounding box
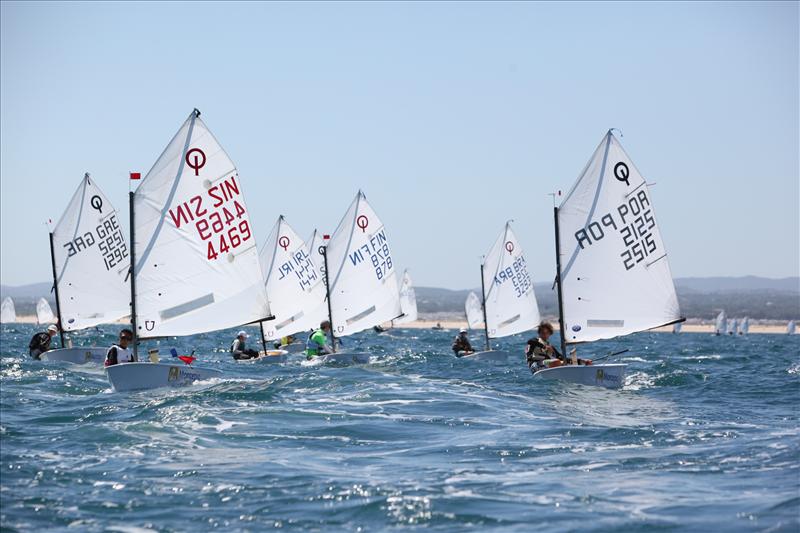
[128,191,139,360]
[479,262,490,351]
[48,232,66,348]
[321,243,336,352]
[553,206,567,358]
[259,321,268,351]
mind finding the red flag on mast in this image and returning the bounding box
[130,172,141,180]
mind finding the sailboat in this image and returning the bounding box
[105,109,272,391]
[464,291,483,331]
[533,130,684,388]
[714,310,727,336]
[258,216,327,356]
[393,270,418,325]
[788,321,796,335]
[0,297,16,323]
[460,222,540,362]
[36,298,56,324]
[39,174,132,364]
[727,318,738,336]
[314,191,403,364]
[672,321,682,334]
[738,317,749,335]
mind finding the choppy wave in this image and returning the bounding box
[1,325,798,531]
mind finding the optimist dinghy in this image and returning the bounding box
[40,174,131,364]
[393,270,418,326]
[0,297,16,324]
[459,222,540,362]
[107,109,273,392]
[310,191,404,366]
[533,130,684,389]
[714,310,727,336]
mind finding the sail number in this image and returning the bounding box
[277,248,319,291]
[573,189,659,271]
[166,176,253,261]
[62,213,129,271]
[347,229,393,281]
[493,256,533,298]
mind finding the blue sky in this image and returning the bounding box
[1,1,797,290]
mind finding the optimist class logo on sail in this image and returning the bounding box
[167,149,252,261]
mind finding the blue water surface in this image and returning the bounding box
[1,324,798,532]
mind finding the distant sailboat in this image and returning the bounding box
[715,311,727,336]
[727,318,738,336]
[1,297,16,323]
[40,173,132,364]
[738,317,749,335]
[672,321,682,334]
[534,130,683,388]
[788,321,796,335]
[36,298,55,325]
[460,222,540,362]
[315,191,403,364]
[394,270,418,325]
[106,109,271,391]
[464,291,483,331]
[259,216,327,355]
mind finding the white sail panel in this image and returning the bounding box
[739,317,749,335]
[325,191,402,337]
[1,297,16,323]
[132,110,270,338]
[395,270,418,324]
[465,291,483,330]
[715,311,727,335]
[51,174,131,331]
[36,298,56,325]
[307,230,328,285]
[558,131,681,344]
[727,318,738,335]
[672,321,682,333]
[482,222,540,338]
[259,216,327,340]
[788,321,796,335]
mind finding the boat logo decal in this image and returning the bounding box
[185,148,206,176]
[145,320,155,331]
[168,367,180,382]
[504,241,514,254]
[613,161,630,186]
[572,325,582,332]
[596,368,604,381]
[356,215,369,232]
[90,195,103,213]
[279,236,290,251]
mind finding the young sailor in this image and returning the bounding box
[28,325,58,360]
[105,329,135,366]
[306,321,334,358]
[231,330,259,360]
[452,329,474,357]
[525,322,565,369]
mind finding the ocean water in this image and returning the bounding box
[1,324,798,532]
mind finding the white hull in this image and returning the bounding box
[40,347,107,364]
[105,362,223,392]
[319,352,371,365]
[459,349,519,362]
[532,363,626,389]
[235,350,290,364]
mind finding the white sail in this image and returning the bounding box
[0,297,16,323]
[788,321,796,335]
[51,174,131,330]
[465,291,483,330]
[715,311,727,335]
[727,318,738,335]
[307,230,328,285]
[739,317,749,335]
[259,216,327,340]
[482,222,540,338]
[557,131,681,344]
[36,298,56,324]
[395,270,418,324]
[324,191,402,337]
[672,321,682,333]
[132,110,270,338]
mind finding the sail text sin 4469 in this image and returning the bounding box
[573,188,659,271]
[166,175,252,261]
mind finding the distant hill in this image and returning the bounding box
[3,276,798,320]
